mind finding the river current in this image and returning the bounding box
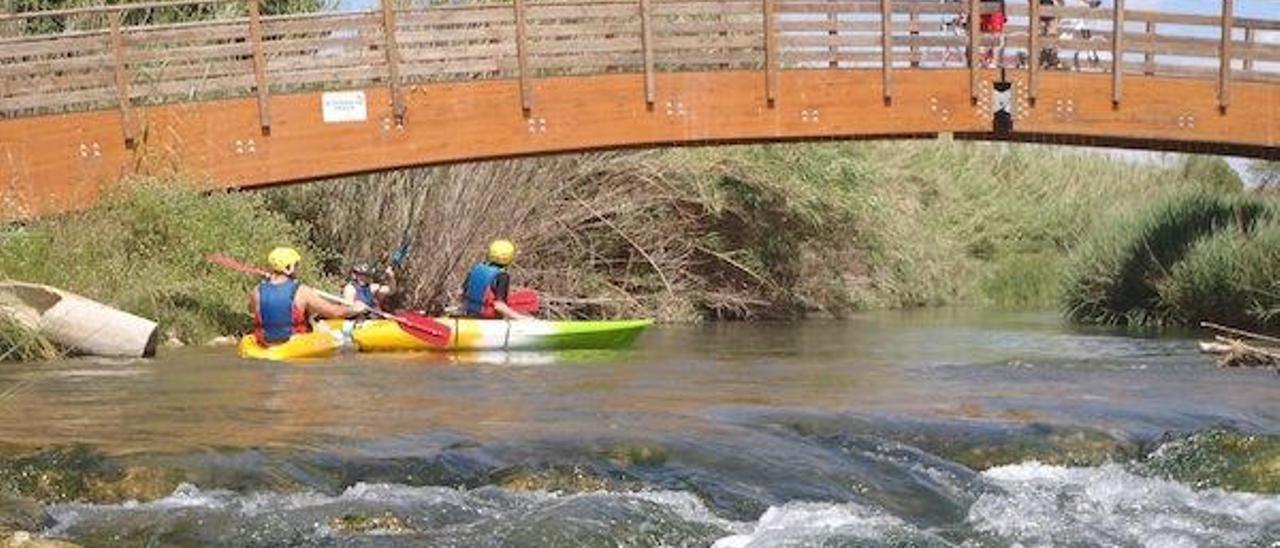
[0,309,1276,546]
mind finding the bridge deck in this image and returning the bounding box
[2,0,1279,220]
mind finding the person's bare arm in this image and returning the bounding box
[247,290,259,316]
[298,286,364,318]
[376,267,397,297]
[342,283,358,303]
[493,300,532,320]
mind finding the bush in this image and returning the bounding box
[0,178,324,346]
[1160,222,1280,329]
[1063,192,1277,326]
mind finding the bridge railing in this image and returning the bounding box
[3,0,1277,132]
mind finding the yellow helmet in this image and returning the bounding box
[487,239,515,266]
[267,247,302,273]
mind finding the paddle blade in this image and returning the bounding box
[390,242,410,268]
[207,253,269,277]
[507,288,540,315]
[394,311,451,347]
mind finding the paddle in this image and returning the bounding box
[507,288,540,315]
[207,253,451,347]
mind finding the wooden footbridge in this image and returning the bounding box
[2,0,1279,220]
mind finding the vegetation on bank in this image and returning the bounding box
[0,178,329,352]
[0,141,1265,359]
[1064,191,1280,329]
[267,141,1215,321]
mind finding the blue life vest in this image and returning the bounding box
[256,279,303,344]
[464,262,502,315]
[352,282,377,309]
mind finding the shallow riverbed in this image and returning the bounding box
[1,309,1276,546]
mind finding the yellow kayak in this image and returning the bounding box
[237,329,343,361]
[329,317,654,352]
[238,317,652,360]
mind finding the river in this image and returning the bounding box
[0,309,1276,546]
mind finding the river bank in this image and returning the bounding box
[1,142,1250,359]
[0,310,1275,546]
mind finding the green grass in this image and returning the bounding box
[1063,191,1278,327]
[0,316,60,362]
[1160,221,1280,329]
[0,178,327,354]
[1,143,1254,358]
[264,141,1223,321]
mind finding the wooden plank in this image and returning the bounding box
[0,36,110,59]
[1122,9,1220,27]
[0,87,117,113]
[380,0,406,123]
[267,64,384,88]
[968,0,978,101]
[777,34,880,48]
[880,0,891,101]
[0,55,113,79]
[266,51,385,74]
[526,3,639,20]
[396,8,513,27]
[654,2,760,17]
[1220,0,1233,110]
[109,10,137,145]
[397,27,514,46]
[654,34,763,50]
[10,70,1280,223]
[248,0,271,132]
[641,0,655,104]
[515,0,532,112]
[399,59,502,80]
[765,0,777,104]
[127,41,254,65]
[121,18,250,43]
[0,0,234,21]
[1112,0,1124,105]
[1028,0,1038,101]
[527,38,641,56]
[399,44,514,63]
[129,73,255,99]
[4,71,112,96]
[258,14,378,36]
[528,22,640,38]
[651,20,761,34]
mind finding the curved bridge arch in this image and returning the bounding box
[2,0,1278,220]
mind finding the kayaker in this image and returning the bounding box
[342,262,396,314]
[249,247,368,346]
[461,239,532,320]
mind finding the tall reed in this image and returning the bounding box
[1063,192,1277,326]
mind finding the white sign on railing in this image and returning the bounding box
[321,91,367,123]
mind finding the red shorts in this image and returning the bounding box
[980,13,1007,33]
